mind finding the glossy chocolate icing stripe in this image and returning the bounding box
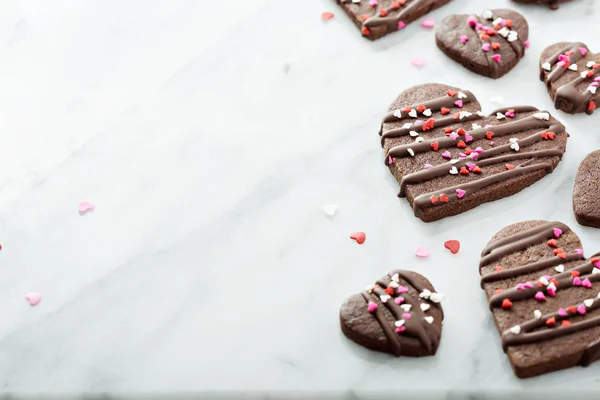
[480,253,584,286]
[361,291,402,355]
[544,43,586,84]
[364,0,422,30]
[471,15,498,78]
[480,221,569,264]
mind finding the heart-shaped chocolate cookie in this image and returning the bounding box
[480,220,600,378]
[540,42,600,115]
[380,83,568,222]
[512,0,572,10]
[436,9,529,79]
[573,150,600,227]
[340,270,444,357]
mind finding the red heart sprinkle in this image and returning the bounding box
[350,232,366,244]
[444,240,460,254]
[553,248,563,255]
[548,131,555,140]
[362,14,370,21]
[473,166,482,173]
[457,140,466,148]
[441,107,450,115]
[506,20,512,28]
[404,106,412,113]
[321,11,334,20]
[562,320,572,328]
[379,9,388,17]
[444,127,453,133]
[417,105,426,113]
[541,132,549,140]
[430,142,439,151]
[588,71,595,78]
[494,288,504,294]
[547,239,557,247]
[465,148,473,155]
[487,29,496,35]
[546,317,556,326]
[430,195,439,204]
[570,270,580,277]
[440,194,449,203]
[390,1,400,9]
[456,128,465,135]
[491,42,500,50]
[459,167,469,175]
[422,118,435,131]
[558,252,567,259]
[592,258,599,263]
[494,266,504,271]
[447,90,457,97]
[361,26,370,35]
[486,131,494,139]
[505,164,515,170]
[551,278,559,286]
[589,101,596,112]
[567,306,577,314]
[384,287,395,295]
[502,299,512,309]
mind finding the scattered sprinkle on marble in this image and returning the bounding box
[350,232,366,244]
[25,293,41,306]
[78,201,95,215]
[410,57,426,67]
[321,11,334,21]
[415,245,430,258]
[444,240,460,254]
[323,204,338,217]
[420,17,435,29]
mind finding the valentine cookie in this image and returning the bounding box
[573,150,600,227]
[380,83,568,222]
[540,42,600,115]
[436,9,529,79]
[480,220,600,378]
[512,0,571,10]
[335,0,451,41]
[340,270,444,356]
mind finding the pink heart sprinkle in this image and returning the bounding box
[582,278,592,288]
[595,77,600,82]
[543,275,552,281]
[547,287,556,297]
[576,248,584,255]
[369,0,377,6]
[474,147,484,154]
[415,246,430,258]
[482,43,491,52]
[442,151,452,159]
[396,326,406,333]
[454,100,463,108]
[534,292,546,301]
[456,189,466,199]
[482,26,491,31]
[420,17,435,29]
[492,54,502,63]
[578,304,587,314]
[466,16,477,27]
[449,132,460,140]
[411,57,426,67]
[470,153,479,160]
[558,54,569,62]
[592,82,599,87]
[556,61,565,67]
[553,228,563,238]
[505,111,515,118]
[466,162,476,171]
[397,21,406,30]
[524,40,530,49]
[515,283,525,291]
[524,282,534,289]
[402,313,412,320]
[580,47,588,56]
[558,308,568,317]
[424,163,432,169]
[573,277,582,286]
[367,302,378,313]
[475,23,483,30]
[388,156,393,165]
[397,286,409,294]
[465,133,473,143]
[459,153,467,159]
[395,296,405,304]
[25,293,41,306]
[78,201,95,214]
[490,141,495,146]
[460,35,468,44]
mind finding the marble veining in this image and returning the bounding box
[0,0,599,398]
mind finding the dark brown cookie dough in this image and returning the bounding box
[340,270,444,357]
[380,83,568,222]
[436,9,529,79]
[512,0,572,10]
[540,42,600,115]
[480,220,600,378]
[335,0,451,41]
[573,150,600,227]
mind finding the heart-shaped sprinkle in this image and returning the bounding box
[553,228,563,238]
[411,57,426,67]
[582,278,592,288]
[429,292,444,303]
[444,239,460,254]
[501,298,512,309]
[460,34,468,44]
[408,109,418,118]
[420,303,431,311]
[449,166,458,175]
[25,293,41,307]
[534,310,542,319]
[505,164,515,170]
[573,277,582,286]
[576,248,584,255]
[420,289,432,299]
[580,47,588,55]
[367,302,378,312]
[454,100,463,108]
[456,189,466,199]
[430,142,439,151]
[440,194,449,203]
[547,239,557,247]
[421,17,435,29]
[321,11,334,20]
[496,112,506,119]
[558,308,568,317]
[424,164,432,169]
[415,246,430,258]
[423,316,434,324]
[546,317,556,326]
[402,313,412,320]
[510,325,521,335]
[400,304,412,312]
[397,286,409,293]
[578,304,587,315]
[492,54,502,63]
[584,299,594,308]
[568,306,577,314]
[395,296,404,305]
[380,294,391,303]
[78,201,95,214]
[350,232,366,244]
[535,292,546,301]
[555,265,564,273]
[442,151,452,159]
[323,204,339,216]
[394,319,405,327]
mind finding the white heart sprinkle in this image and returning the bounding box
[395,320,405,327]
[507,31,518,42]
[569,63,578,71]
[420,289,432,299]
[408,109,418,118]
[409,130,419,137]
[555,265,565,273]
[457,92,467,99]
[352,0,361,3]
[392,273,399,283]
[402,123,413,129]
[476,110,485,117]
[542,62,552,71]
[598,292,600,299]
[323,204,339,216]
[449,166,458,175]
[482,10,494,20]
[533,112,550,121]
[429,293,444,303]
[415,137,424,143]
[492,17,503,26]
[424,316,434,324]
[534,310,542,319]
[407,148,415,157]
[496,112,506,119]
[581,71,589,78]
[510,143,520,152]
[393,110,402,118]
[389,281,399,288]
[497,27,510,38]
[400,304,412,312]
[459,111,472,119]
[539,277,549,286]
[423,109,432,117]
[593,268,600,275]
[588,61,596,68]
[589,86,598,94]
[472,123,482,130]
[380,294,391,303]
[509,138,518,143]
[585,299,594,308]
[420,303,430,311]
[510,325,521,335]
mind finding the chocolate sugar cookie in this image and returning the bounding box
[512,0,571,10]
[480,220,600,378]
[340,270,444,356]
[380,83,568,222]
[335,0,451,41]
[436,9,529,79]
[573,150,600,227]
[540,42,600,115]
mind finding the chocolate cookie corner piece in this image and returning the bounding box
[335,0,451,41]
[540,42,600,115]
[574,150,600,227]
[340,270,444,357]
[380,83,568,222]
[512,0,571,10]
[436,9,529,79]
[480,220,600,378]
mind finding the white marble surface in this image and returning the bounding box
[1,0,600,398]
